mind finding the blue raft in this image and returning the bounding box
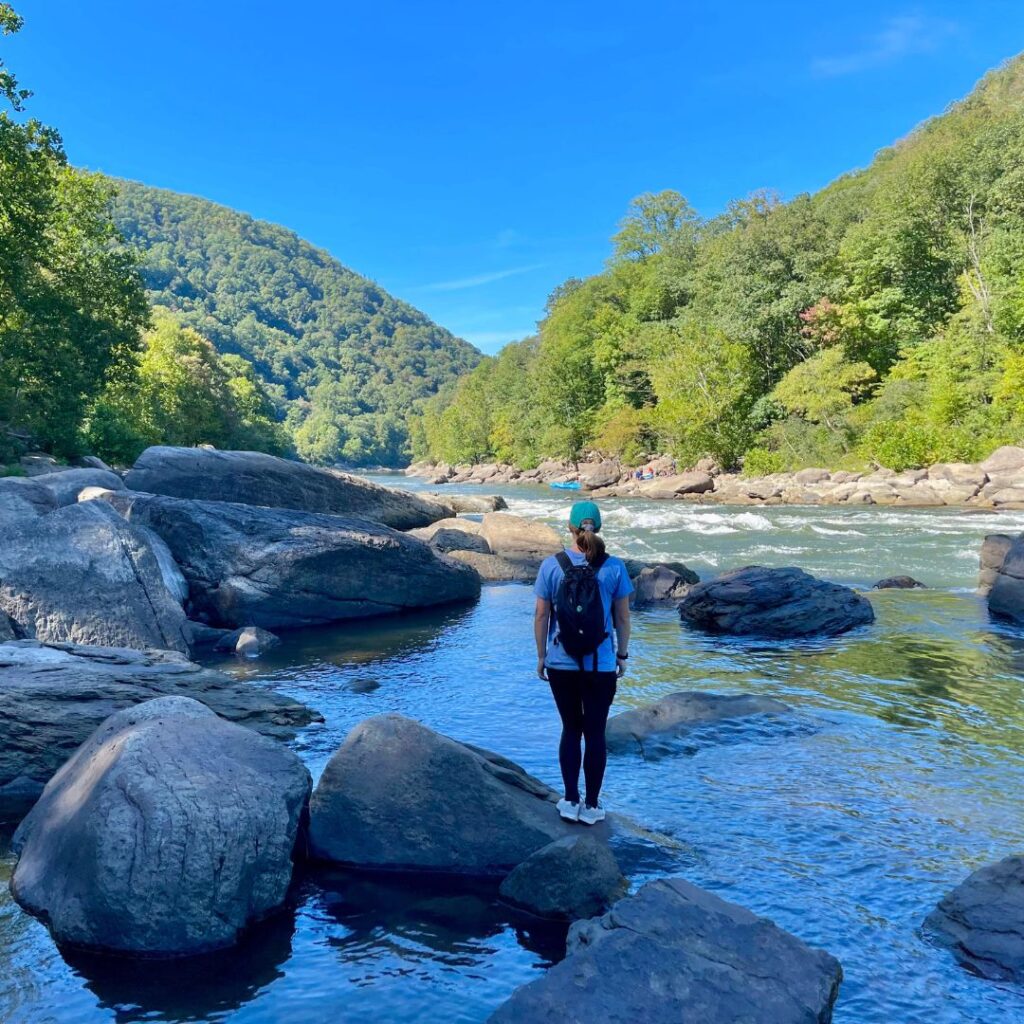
[549,480,581,491]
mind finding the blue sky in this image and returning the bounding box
[10,1,1024,353]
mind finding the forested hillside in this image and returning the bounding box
[416,55,1024,473]
[110,182,480,466]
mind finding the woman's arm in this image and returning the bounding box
[534,598,551,680]
[613,596,631,676]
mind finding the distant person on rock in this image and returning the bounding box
[533,500,633,825]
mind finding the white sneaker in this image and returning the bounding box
[556,798,580,822]
[578,803,606,825]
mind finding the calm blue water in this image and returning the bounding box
[3,478,1024,1023]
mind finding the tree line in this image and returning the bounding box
[414,55,1024,474]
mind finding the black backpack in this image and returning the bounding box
[552,551,609,671]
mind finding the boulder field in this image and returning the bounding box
[409,444,1024,509]
[126,445,451,529]
[11,696,311,956]
[487,877,843,1024]
[679,566,875,638]
[0,639,319,823]
[94,490,480,629]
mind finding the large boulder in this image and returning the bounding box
[32,467,124,506]
[621,558,699,584]
[11,696,311,955]
[606,691,791,756]
[979,534,1015,594]
[987,536,1024,624]
[0,500,191,652]
[0,476,57,526]
[578,460,620,490]
[308,714,600,875]
[631,565,693,608]
[679,566,874,638]
[639,471,714,500]
[415,492,507,513]
[498,834,627,920]
[980,446,1024,476]
[124,445,449,529]
[924,855,1024,981]
[487,877,843,1023]
[480,512,562,558]
[94,491,480,629]
[0,639,319,822]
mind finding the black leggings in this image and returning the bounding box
[547,668,617,807]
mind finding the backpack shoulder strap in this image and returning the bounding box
[555,551,573,574]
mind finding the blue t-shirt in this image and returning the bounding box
[534,549,634,672]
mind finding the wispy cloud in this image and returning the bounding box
[416,263,544,293]
[812,14,958,78]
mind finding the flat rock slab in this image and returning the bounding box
[0,639,320,823]
[97,490,480,629]
[0,500,191,653]
[416,493,508,513]
[924,855,1024,981]
[446,550,541,582]
[679,565,874,638]
[481,512,562,558]
[607,691,791,756]
[309,714,610,876]
[11,696,311,956]
[487,876,843,1023]
[125,445,449,529]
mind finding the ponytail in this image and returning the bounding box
[570,526,606,565]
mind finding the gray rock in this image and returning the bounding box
[639,471,714,499]
[924,855,1024,981]
[124,445,449,529]
[0,501,191,652]
[988,535,1024,624]
[621,558,699,584]
[309,714,603,875]
[94,490,480,629]
[979,534,1015,594]
[11,696,311,955]
[409,516,486,541]
[928,463,987,490]
[631,565,693,608]
[226,626,281,658]
[578,460,620,490]
[607,691,791,755]
[72,454,115,472]
[873,576,925,589]
[795,468,831,485]
[445,550,540,582]
[487,876,843,1024]
[32,467,124,506]
[19,452,61,476]
[0,476,57,526]
[679,566,874,638]
[980,446,1024,475]
[424,526,492,555]
[481,512,562,558]
[499,834,627,920]
[0,639,319,822]
[416,493,508,513]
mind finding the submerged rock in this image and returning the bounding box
[11,696,311,956]
[0,639,319,822]
[487,876,843,1023]
[499,834,627,921]
[873,575,925,589]
[124,445,449,529]
[606,691,791,756]
[679,566,874,638]
[924,855,1024,981]
[0,500,191,652]
[978,534,1015,594]
[308,714,598,875]
[94,490,480,629]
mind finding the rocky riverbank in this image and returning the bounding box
[409,444,1024,509]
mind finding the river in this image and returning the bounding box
[2,477,1024,1023]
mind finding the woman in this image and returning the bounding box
[533,500,633,825]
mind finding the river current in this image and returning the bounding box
[2,478,1024,1023]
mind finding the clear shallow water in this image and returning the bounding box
[3,480,1024,1023]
